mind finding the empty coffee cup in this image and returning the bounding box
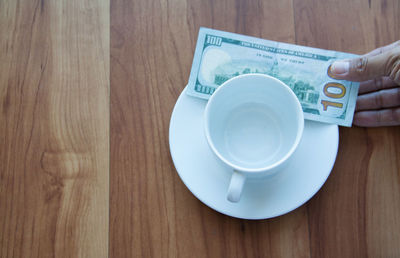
[204,74,304,202]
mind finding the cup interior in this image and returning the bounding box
[205,74,304,172]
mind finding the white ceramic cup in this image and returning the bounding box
[204,74,304,203]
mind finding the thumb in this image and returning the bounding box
[329,49,399,82]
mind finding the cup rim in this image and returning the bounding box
[204,73,304,174]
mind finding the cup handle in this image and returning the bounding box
[227,171,246,203]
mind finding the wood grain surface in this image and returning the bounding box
[110,0,400,257]
[294,1,400,257]
[110,0,313,257]
[0,0,109,257]
[1,0,400,257]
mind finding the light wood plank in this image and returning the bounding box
[0,0,109,257]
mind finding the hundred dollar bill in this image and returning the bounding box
[187,27,360,127]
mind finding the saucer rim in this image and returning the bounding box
[169,87,339,220]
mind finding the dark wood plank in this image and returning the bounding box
[293,0,400,257]
[0,0,109,257]
[110,0,312,257]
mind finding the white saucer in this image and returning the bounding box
[169,87,339,219]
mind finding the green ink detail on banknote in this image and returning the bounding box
[187,27,359,126]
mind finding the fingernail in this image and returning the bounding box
[331,61,349,75]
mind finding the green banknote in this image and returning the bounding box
[187,27,360,127]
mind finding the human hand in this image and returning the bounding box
[329,41,400,127]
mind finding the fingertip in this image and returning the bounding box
[353,111,375,127]
[331,61,350,76]
[354,94,370,111]
[352,115,363,127]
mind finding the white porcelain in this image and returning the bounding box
[169,86,339,219]
[204,74,304,202]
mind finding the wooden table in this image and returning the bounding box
[1,0,399,257]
